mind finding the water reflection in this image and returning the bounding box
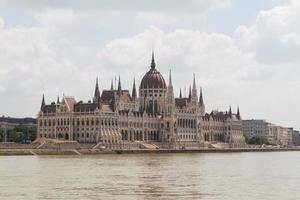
[1,152,300,199]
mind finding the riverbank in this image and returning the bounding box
[1,147,300,156]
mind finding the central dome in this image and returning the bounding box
[140,53,166,89]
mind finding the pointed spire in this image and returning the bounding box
[110,79,114,90]
[188,85,192,100]
[93,77,100,103]
[179,88,182,98]
[41,94,45,110]
[150,51,156,69]
[237,106,241,120]
[132,77,137,100]
[229,105,232,116]
[192,74,196,91]
[168,69,172,87]
[117,75,122,95]
[57,95,60,104]
[199,87,204,106]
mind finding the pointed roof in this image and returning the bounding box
[41,94,45,110]
[110,79,114,90]
[199,87,204,106]
[151,51,156,69]
[237,106,241,120]
[192,74,196,91]
[188,85,191,100]
[117,75,122,95]
[179,88,182,98]
[168,69,172,87]
[132,77,137,100]
[57,95,60,104]
[229,105,232,116]
[93,77,100,103]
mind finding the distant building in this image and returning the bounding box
[0,116,36,142]
[37,52,246,149]
[242,119,294,146]
[292,130,300,146]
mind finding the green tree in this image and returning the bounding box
[7,125,37,143]
[246,135,270,145]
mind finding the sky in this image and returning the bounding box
[0,0,299,130]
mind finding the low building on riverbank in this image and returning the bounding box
[292,130,300,146]
[242,119,294,146]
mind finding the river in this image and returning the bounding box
[0,152,299,199]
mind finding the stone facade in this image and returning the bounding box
[37,54,246,149]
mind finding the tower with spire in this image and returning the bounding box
[191,74,198,107]
[199,87,205,115]
[237,106,241,120]
[93,77,101,103]
[41,94,45,111]
[37,50,246,148]
[117,75,122,96]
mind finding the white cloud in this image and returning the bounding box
[235,0,300,64]
[0,0,230,14]
[0,1,299,131]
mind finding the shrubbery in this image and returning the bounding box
[1,125,36,143]
[244,133,270,145]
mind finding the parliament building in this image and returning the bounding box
[37,53,246,149]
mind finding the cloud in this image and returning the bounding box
[0,1,299,131]
[235,0,300,64]
[0,0,230,14]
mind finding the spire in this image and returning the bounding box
[237,106,241,120]
[57,95,60,104]
[179,88,182,98]
[188,85,192,100]
[93,77,100,103]
[150,51,156,69]
[117,75,122,95]
[110,79,114,90]
[132,77,137,100]
[199,87,204,106]
[192,74,196,91]
[41,94,45,110]
[168,69,172,87]
[229,105,232,116]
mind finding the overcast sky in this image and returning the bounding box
[0,0,299,130]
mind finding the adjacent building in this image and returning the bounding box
[242,119,294,146]
[292,130,300,146]
[37,53,246,149]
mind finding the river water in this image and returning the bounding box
[0,152,300,200]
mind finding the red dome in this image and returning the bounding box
[140,68,166,89]
[140,52,166,89]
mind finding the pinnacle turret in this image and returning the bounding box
[110,79,114,90]
[168,69,173,87]
[199,87,204,106]
[179,88,182,98]
[188,85,192,100]
[150,51,156,69]
[41,94,45,111]
[132,77,137,100]
[237,106,241,120]
[93,77,100,103]
[57,95,60,104]
[117,75,122,95]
